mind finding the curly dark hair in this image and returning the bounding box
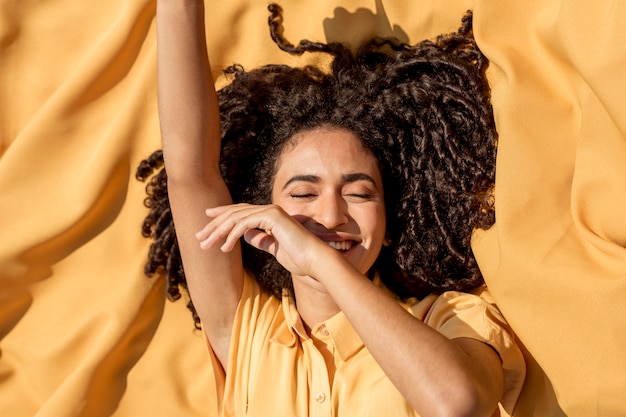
[136,5,497,327]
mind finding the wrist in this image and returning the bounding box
[309,243,358,286]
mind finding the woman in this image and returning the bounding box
[137,1,525,416]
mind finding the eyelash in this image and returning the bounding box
[348,193,374,199]
[290,193,374,199]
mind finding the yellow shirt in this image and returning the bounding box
[209,272,526,417]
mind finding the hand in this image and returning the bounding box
[195,203,330,278]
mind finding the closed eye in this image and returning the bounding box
[290,193,317,199]
[345,193,374,199]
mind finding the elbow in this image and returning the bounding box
[440,397,497,417]
[412,378,500,417]
[435,383,501,417]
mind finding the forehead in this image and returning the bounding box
[276,127,379,171]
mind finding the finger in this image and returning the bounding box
[196,204,252,244]
[194,206,230,241]
[204,205,231,218]
[199,216,238,250]
[219,215,265,252]
[201,205,269,251]
[243,228,277,255]
[195,221,214,242]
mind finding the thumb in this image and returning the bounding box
[243,229,277,256]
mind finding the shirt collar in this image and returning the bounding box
[322,309,363,361]
[270,273,398,362]
[268,289,304,347]
[269,292,365,362]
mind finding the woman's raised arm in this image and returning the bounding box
[156,0,243,369]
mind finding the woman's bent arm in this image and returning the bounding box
[156,0,243,369]
[313,252,504,417]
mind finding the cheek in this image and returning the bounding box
[375,212,387,242]
[356,205,387,241]
[273,197,309,223]
[272,194,293,212]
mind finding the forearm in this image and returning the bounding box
[312,254,503,417]
[156,0,242,367]
[157,0,221,181]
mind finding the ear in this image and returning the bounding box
[383,236,392,247]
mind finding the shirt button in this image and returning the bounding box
[319,325,329,336]
[315,392,326,403]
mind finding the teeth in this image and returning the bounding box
[327,241,352,251]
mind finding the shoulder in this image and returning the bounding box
[237,269,282,318]
[407,287,515,349]
[407,287,526,416]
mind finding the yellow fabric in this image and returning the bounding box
[1,0,624,416]
[217,272,524,417]
[470,1,626,416]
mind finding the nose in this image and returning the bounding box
[314,191,348,229]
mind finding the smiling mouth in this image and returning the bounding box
[326,241,354,252]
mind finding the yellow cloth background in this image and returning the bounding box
[0,0,624,416]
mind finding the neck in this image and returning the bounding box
[292,274,341,332]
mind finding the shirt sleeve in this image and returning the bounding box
[201,270,276,416]
[408,288,526,417]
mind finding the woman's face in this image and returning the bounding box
[271,127,387,276]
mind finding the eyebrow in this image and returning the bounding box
[281,173,379,190]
